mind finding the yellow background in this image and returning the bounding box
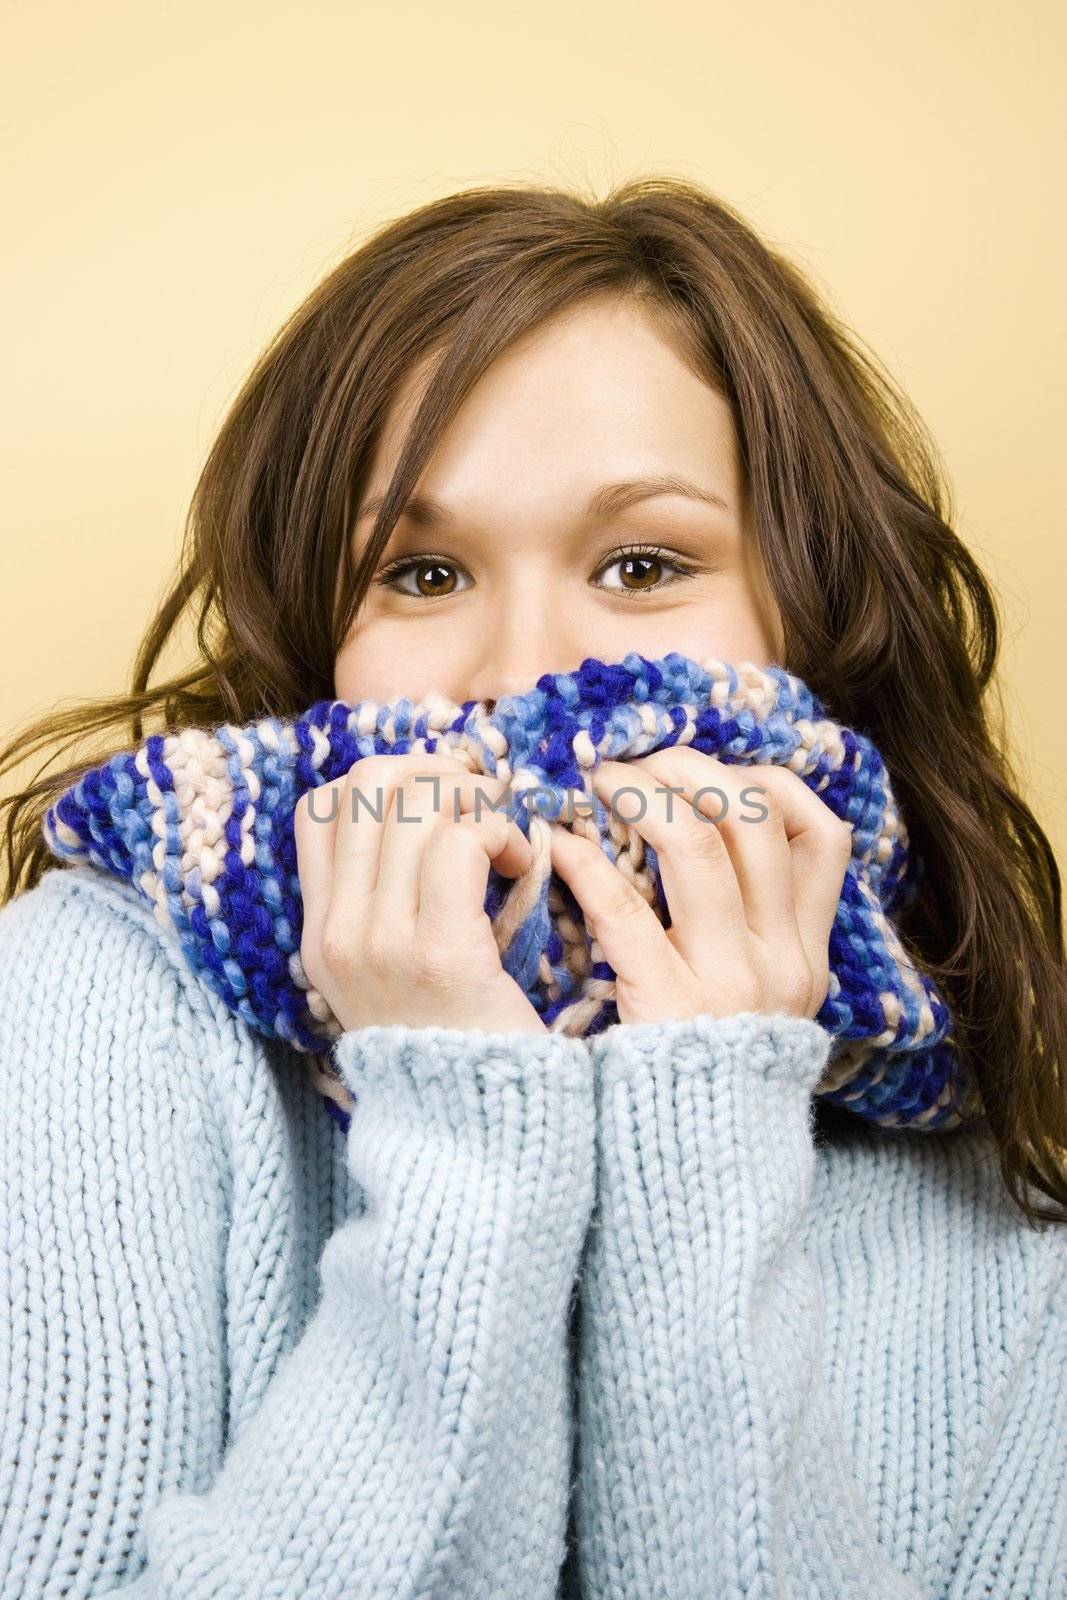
[2,0,1064,880]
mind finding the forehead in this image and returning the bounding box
[365,296,737,495]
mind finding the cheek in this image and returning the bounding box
[332,627,381,703]
[664,584,784,671]
[700,569,783,666]
[745,558,785,663]
[332,623,458,707]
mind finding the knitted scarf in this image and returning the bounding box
[42,650,983,1137]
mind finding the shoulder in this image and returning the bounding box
[1,862,192,1000]
[815,1112,1066,1229]
[1,864,339,1180]
[811,1117,1067,1348]
[0,865,273,1153]
[2,861,202,981]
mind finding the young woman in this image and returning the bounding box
[1,177,1064,1599]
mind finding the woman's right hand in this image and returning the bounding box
[295,752,549,1035]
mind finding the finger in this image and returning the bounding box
[625,749,797,946]
[747,764,853,960]
[292,777,342,960]
[376,768,520,917]
[547,822,677,986]
[328,753,472,932]
[589,758,749,960]
[418,811,529,942]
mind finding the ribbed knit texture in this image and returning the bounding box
[1,864,1064,1598]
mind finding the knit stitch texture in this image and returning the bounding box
[41,650,980,1133]
[1,865,1064,1600]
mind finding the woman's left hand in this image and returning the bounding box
[548,747,854,1027]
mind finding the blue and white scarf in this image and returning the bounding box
[43,650,982,1136]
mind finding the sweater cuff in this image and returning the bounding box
[333,1022,594,1102]
[588,1009,834,1097]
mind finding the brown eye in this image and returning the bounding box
[596,544,693,599]
[618,553,663,591]
[411,562,457,597]
[374,557,469,598]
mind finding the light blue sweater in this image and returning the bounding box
[0,865,1064,1599]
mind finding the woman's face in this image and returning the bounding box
[334,294,784,708]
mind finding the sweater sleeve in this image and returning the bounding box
[0,872,596,1600]
[572,1010,928,1600]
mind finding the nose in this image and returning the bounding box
[464,619,587,711]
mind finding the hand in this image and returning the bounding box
[548,747,852,1027]
[295,752,548,1035]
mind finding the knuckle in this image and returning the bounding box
[605,880,646,922]
[832,816,854,854]
[406,934,458,989]
[455,811,506,850]
[779,952,814,1009]
[341,766,380,814]
[758,790,785,830]
[319,917,358,978]
[416,815,451,859]
[342,757,382,791]
[395,772,431,812]
[362,919,398,975]
[342,755,401,800]
[689,814,730,859]
[346,753,399,776]
[431,812,478,853]
[637,747,683,781]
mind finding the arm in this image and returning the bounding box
[0,871,595,1599]
[572,1009,927,1600]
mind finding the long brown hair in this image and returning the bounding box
[3,176,1065,1223]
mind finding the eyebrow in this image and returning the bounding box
[355,474,731,527]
